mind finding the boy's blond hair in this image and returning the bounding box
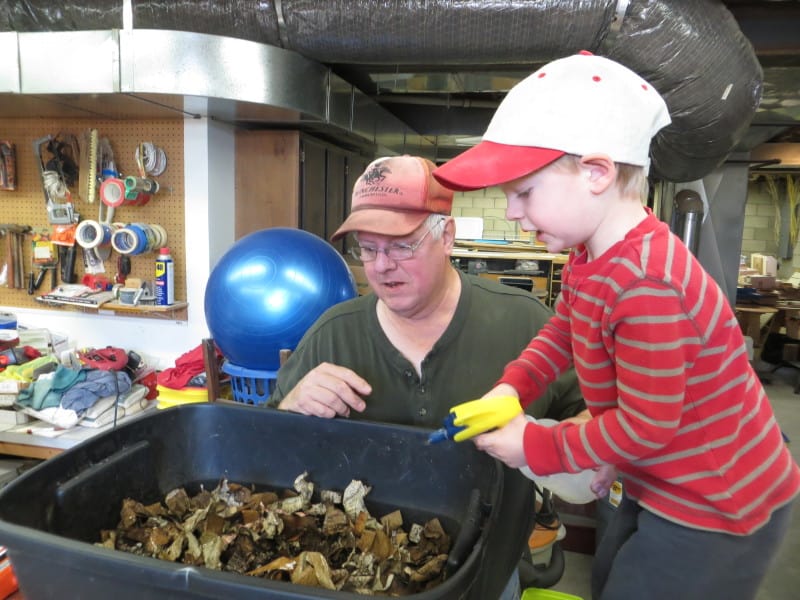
[552,154,649,202]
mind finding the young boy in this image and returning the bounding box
[434,51,799,600]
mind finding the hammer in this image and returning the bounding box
[0,224,31,289]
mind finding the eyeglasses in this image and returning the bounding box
[350,219,444,263]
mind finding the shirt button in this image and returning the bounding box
[404,370,413,378]
[418,386,426,394]
[418,407,427,417]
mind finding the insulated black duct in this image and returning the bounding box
[1,0,763,183]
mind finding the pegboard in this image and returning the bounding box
[0,117,186,316]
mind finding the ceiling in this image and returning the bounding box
[324,0,800,164]
[0,1,798,176]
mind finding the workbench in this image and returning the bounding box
[735,305,779,347]
[0,404,157,460]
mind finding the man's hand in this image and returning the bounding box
[277,362,371,418]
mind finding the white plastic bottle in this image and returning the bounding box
[155,247,174,306]
[519,417,598,504]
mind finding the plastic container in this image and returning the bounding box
[0,403,533,600]
[0,312,16,329]
[522,589,583,600]
[154,247,174,306]
[222,361,277,405]
[520,418,597,505]
[0,329,18,352]
[155,384,209,409]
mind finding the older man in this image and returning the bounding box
[269,155,585,598]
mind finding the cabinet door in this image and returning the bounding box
[326,147,347,252]
[234,130,300,237]
[300,137,327,238]
[342,154,371,253]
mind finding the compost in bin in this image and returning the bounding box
[97,472,451,596]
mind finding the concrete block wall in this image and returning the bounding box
[741,181,779,258]
[740,178,800,279]
[451,187,533,242]
[452,180,797,277]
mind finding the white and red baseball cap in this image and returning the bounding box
[433,51,672,192]
[331,155,453,241]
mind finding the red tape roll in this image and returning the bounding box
[100,178,126,208]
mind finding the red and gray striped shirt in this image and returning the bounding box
[501,211,800,534]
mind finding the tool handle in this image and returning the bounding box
[451,395,522,442]
[428,396,523,444]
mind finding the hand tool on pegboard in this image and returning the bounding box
[0,141,16,191]
[0,224,32,290]
[33,135,75,225]
[27,232,58,295]
[78,128,99,204]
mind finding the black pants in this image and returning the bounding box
[592,495,794,600]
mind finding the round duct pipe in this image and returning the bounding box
[671,189,705,256]
[2,0,763,183]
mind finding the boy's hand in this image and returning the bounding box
[472,412,529,468]
[591,465,617,498]
[277,362,371,418]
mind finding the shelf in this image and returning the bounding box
[98,301,188,320]
[35,297,189,321]
[454,249,568,307]
[100,301,188,313]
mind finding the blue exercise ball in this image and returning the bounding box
[204,228,357,370]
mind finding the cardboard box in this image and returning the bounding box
[748,275,777,290]
[0,409,31,427]
[787,312,800,339]
[0,381,29,409]
[347,263,372,295]
[751,253,778,277]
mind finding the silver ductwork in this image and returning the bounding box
[1,0,763,182]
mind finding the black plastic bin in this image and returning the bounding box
[0,403,534,599]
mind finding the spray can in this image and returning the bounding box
[155,247,174,306]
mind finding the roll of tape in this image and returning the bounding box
[151,224,168,249]
[133,223,157,252]
[124,176,158,195]
[128,224,150,254]
[100,178,126,208]
[75,220,112,249]
[112,226,147,255]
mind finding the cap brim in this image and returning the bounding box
[433,141,566,191]
[330,209,431,242]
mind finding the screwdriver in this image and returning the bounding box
[428,396,522,444]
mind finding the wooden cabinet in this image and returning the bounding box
[235,130,371,244]
[451,248,568,307]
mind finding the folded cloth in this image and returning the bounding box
[81,384,150,428]
[16,365,87,411]
[157,343,222,390]
[60,369,131,413]
[20,404,81,429]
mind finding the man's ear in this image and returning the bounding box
[579,154,617,194]
[441,216,457,250]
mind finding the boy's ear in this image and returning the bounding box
[579,154,617,193]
